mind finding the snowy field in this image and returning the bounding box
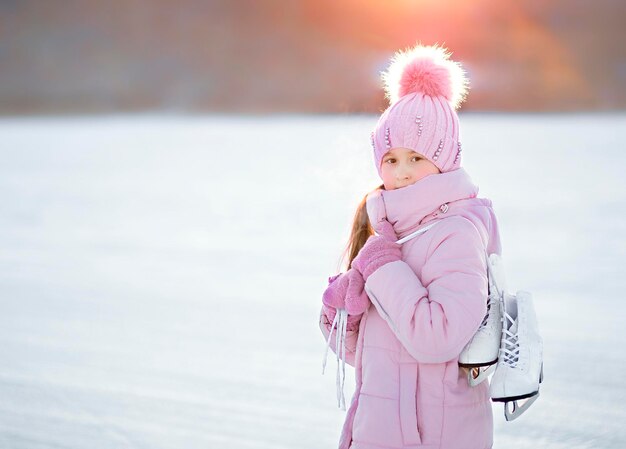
[0,112,624,449]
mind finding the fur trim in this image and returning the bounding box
[381,43,470,109]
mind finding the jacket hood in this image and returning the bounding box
[366,167,502,256]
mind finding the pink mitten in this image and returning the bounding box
[343,269,370,315]
[322,271,350,310]
[352,219,401,281]
[322,269,368,330]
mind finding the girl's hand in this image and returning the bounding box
[343,268,370,315]
[322,268,370,314]
[352,219,401,281]
[322,271,350,310]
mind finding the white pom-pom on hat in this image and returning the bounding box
[381,43,470,110]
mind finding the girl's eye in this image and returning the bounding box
[385,158,395,163]
[412,156,421,162]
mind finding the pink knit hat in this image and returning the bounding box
[370,43,470,178]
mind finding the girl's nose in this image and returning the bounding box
[397,169,411,181]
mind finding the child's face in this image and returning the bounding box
[380,147,441,190]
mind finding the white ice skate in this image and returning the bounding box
[459,253,506,386]
[489,291,544,421]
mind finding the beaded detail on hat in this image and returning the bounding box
[370,131,376,151]
[433,139,443,161]
[415,115,423,137]
[454,141,462,164]
[384,126,391,149]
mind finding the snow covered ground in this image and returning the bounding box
[0,112,624,449]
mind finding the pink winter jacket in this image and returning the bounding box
[319,167,502,449]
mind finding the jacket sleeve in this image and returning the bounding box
[363,218,488,364]
[319,305,361,367]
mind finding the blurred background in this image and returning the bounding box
[2,0,626,114]
[1,1,625,449]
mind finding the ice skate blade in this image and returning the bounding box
[502,392,539,421]
[458,357,498,368]
[467,364,496,387]
[491,388,539,402]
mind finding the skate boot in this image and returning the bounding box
[490,291,544,421]
[459,253,506,386]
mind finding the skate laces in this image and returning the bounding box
[321,308,348,410]
[480,249,499,330]
[480,294,497,328]
[500,310,520,366]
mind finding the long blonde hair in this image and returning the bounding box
[338,183,386,271]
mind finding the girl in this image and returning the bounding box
[319,43,502,449]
